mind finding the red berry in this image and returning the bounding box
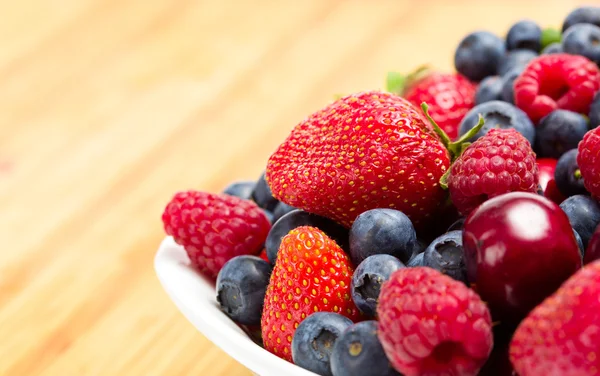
[537,158,566,204]
[161,191,271,279]
[510,260,600,376]
[448,128,539,216]
[266,91,450,229]
[577,127,600,199]
[514,54,600,123]
[377,267,493,376]
[261,226,361,361]
[403,72,477,140]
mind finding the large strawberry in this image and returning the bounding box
[266,91,483,228]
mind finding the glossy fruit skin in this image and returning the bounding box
[584,224,600,264]
[560,195,600,249]
[463,192,582,323]
[267,91,450,229]
[555,149,587,197]
[403,72,476,140]
[291,312,353,376]
[351,254,405,317]
[510,260,600,376]
[562,6,600,32]
[423,230,468,284]
[498,49,537,76]
[330,321,400,376]
[349,209,417,266]
[501,66,526,104]
[563,23,600,65]
[458,101,535,145]
[514,54,600,124]
[377,267,493,376]
[252,172,280,212]
[574,229,585,259]
[577,126,600,199]
[506,20,542,52]
[541,42,563,55]
[265,209,348,264]
[454,31,506,82]
[475,76,503,104]
[536,158,566,204]
[535,110,589,159]
[261,226,361,361]
[216,255,272,325]
[222,180,255,200]
[272,202,296,223]
[406,252,424,267]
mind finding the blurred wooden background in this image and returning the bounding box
[0,0,590,375]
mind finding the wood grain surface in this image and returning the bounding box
[0,1,590,375]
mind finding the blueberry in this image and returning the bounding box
[266,209,349,263]
[562,6,600,32]
[541,42,564,55]
[330,321,400,376]
[411,239,427,257]
[272,202,296,223]
[222,180,255,200]
[500,66,525,104]
[291,312,353,376]
[407,252,424,267]
[497,49,537,76]
[423,231,468,284]
[534,110,589,159]
[574,229,585,258]
[351,255,405,317]
[560,195,600,249]
[555,149,587,197]
[349,209,416,266]
[563,24,600,65]
[216,255,272,325]
[506,20,542,51]
[590,91,600,129]
[458,101,535,145]
[454,31,506,82]
[448,217,466,232]
[251,172,279,212]
[475,76,503,104]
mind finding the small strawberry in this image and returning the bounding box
[510,259,600,376]
[162,191,271,279]
[261,226,361,361]
[447,128,539,216]
[387,67,477,140]
[266,91,484,229]
[577,126,600,199]
[377,267,493,376]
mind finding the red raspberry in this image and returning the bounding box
[377,267,493,376]
[577,127,600,199]
[162,190,271,279]
[514,54,600,123]
[510,260,600,376]
[448,128,539,216]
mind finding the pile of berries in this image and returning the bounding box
[161,7,600,376]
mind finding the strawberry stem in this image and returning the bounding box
[386,71,406,94]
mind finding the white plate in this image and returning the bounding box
[154,236,319,376]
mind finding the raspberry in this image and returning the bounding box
[514,54,600,123]
[377,267,493,376]
[161,191,271,279]
[448,128,539,216]
[577,127,600,199]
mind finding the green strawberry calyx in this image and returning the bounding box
[386,65,431,95]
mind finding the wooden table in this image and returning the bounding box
[0,1,589,375]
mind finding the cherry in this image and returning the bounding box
[584,224,600,264]
[537,158,566,204]
[463,192,581,323]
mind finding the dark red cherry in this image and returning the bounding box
[537,158,566,204]
[584,224,600,265]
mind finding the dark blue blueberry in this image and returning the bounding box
[497,49,537,76]
[216,255,272,325]
[262,210,274,224]
[560,195,600,249]
[272,201,296,223]
[458,101,535,145]
[351,255,405,317]
[475,76,503,104]
[562,6,600,32]
[563,23,600,65]
[266,209,348,263]
[291,312,353,376]
[454,31,506,82]
[411,239,427,257]
[330,321,400,376]
[574,229,585,258]
[407,252,424,267]
[423,231,468,284]
[222,180,255,200]
[589,89,600,129]
[349,209,416,266]
[555,149,587,197]
[506,20,542,51]
[501,66,525,104]
[251,172,279,212]
[541,42,564,55]
[448,217,466,232]
[534,110,589,159]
